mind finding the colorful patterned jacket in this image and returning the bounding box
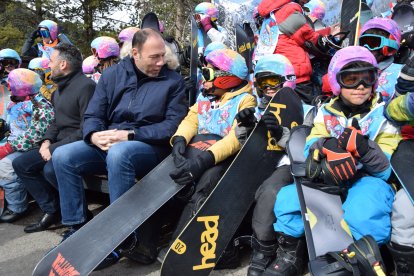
[172,83,256,163]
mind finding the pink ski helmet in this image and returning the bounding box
[205,49,248,80]
[82,55,99,74]
[328,46,378,96]
[195,2,219,21]
[8,68,42,97]
[38,20,59,41]
[304,0,326,21]
[91,36,120,59]
[118,27,140,43]
[28,57,50,70]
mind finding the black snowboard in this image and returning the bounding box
[160,87,304,276]
[235,22,255,74]
[189,17,199,106]
[287,126,353,264]
[391,140,414,205]
[32,135,220,276]
[340,0,362,46]
[141,12,160,32]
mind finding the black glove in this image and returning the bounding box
[30,30,40,40]
[169,150,215,186]
[337,118,369,158]
[235,107,257,127]
[400,52,414,81]
[316,35,330,53]
[0,119,9,141]
[184,76,196,95]
[171,136,187,167]
[262,112,283,141]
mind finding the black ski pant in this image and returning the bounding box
[252,165,293,242]
[171,157,233,241]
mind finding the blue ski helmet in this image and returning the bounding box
[204,42,228,57]
[38,20,59,41]
[205,49,248,80]
[254,54,296,89]
[195,2,219,21]
[0,49,22,66]
[328,46,378,96]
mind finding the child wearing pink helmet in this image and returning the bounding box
[265,46,401,275]
[0,68,54,222]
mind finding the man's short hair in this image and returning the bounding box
[54,43,82,71]
[132,28,163,53]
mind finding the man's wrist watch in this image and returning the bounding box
[127,130,135,141]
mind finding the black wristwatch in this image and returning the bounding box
[127,130,135,141]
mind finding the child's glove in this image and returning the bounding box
[235,107,257,127]
[262,112,283,142]
[337,118,369,158]
[169,150,215,186]
[320,138,357,185]
[0,142,13,160]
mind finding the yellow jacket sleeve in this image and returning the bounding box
[208,94,257,163]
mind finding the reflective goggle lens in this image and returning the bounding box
[256,75,283,90]
[39,29,50,38]
[337,67,377,88]
[201,67,232,82]
[359,35,383,50]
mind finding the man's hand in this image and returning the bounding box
[39,140,52,161]
[91,129,129,151]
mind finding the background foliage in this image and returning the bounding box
[0,0,203,58]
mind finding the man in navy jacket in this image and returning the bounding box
[52,29,187,252]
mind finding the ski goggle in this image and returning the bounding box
[39,29,51,38]
[201,67,233,82]
[256,75,284,91]
[336,67,378,89]
[358,34,398,52]
[0,59,19,69]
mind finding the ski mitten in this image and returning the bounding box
[0,142,13,160]
[235,107,257,127]
[321,138,357,185]
[337,118,369,158]
[262,112,283,142]
[171,136,187,168]
[200,16,213,32]
[169,150,215,186]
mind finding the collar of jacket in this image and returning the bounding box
[52,70,81,91]
[124,57,168,83]
[325,93,380,119]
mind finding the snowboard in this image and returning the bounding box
[188,17,199,106]
[32,135,220,276]
[287,126,353,264]
[391,139,414,205]
[340,0,362,47]
[160,87,304,276]
[235,22,255,74]
[141,12,160,32]
[360,2,373,29]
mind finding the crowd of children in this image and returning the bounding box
[0,0,413,275]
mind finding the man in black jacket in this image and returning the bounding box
[12,43,95,231]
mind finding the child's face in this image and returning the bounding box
[340,85,372,106]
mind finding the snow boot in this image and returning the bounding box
[247,236,277,276]
[263,233,305,276]
[387,242,414,276]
